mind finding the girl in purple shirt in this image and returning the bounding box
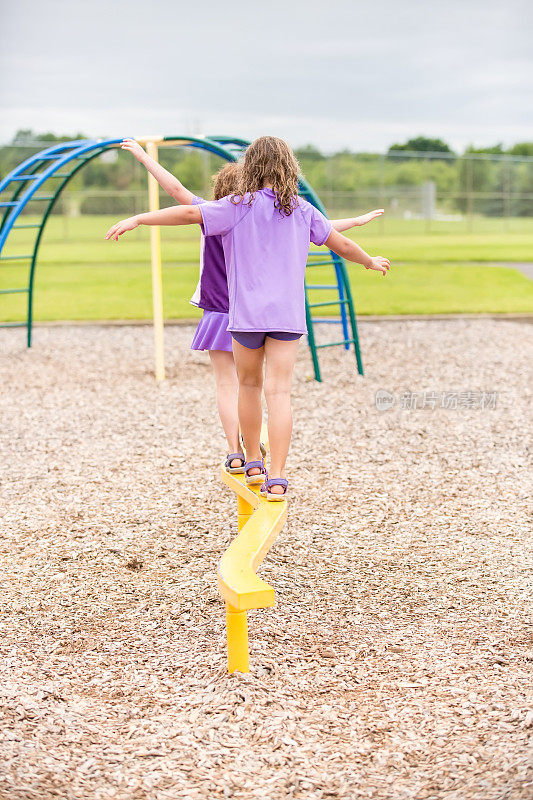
[108,137,390,500]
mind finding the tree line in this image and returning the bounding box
[1,131,532,216]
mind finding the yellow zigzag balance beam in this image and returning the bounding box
[218,466,287,673]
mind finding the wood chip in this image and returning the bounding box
[0,320,531,799]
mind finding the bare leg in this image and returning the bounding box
[263,337,300,493]
[232,339,264,474]
[208,350,240,466]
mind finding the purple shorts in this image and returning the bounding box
[231,331,302,349]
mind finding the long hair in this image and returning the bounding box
[212,162,242,200]
[235,136,300,216]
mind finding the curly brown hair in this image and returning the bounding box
[212,162,242,200]
[235,136,300,216]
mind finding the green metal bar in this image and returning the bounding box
[25,146,110,347]
[1,146,87,345]
[338,260,363,375]
[12,224,41,229]
[305,288,321,382]
[332,258,350,348]
[0,288,29,294]
[0,322,27,328]
[0,254,32,261]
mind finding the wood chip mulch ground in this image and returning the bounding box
[0,319,531,800]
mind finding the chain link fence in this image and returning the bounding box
[1,143,532,235]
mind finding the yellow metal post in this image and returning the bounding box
[226,602,249,673]
[146,140,165,382]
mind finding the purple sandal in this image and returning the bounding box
[225,452,245,474]
[260,476,288,502]
[245,458,267,485]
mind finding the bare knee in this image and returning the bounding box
[216,375,238,391]
[239,371,263,389]
[264,379,291,399]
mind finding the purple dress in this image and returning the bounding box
[190,195,232,352]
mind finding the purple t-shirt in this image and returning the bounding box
[189,195,229,313]
[198,188,332,333]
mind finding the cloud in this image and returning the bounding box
[1,0,531,150]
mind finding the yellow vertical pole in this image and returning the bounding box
[226,602,249,673]
[226,489,252,672]
[146,140,165,382]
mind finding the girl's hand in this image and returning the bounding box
[105,216,140,241]
[355,209,384,226]
[121,138,146,162]
[365,256,391,275]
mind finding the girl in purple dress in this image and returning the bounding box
[109,138,390,498]
[121,140,246,472]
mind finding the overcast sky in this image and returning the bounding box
[1,0,531,152]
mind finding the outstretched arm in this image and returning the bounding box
[105,205,202,241]
[325,229,390,275]
[331,209,384,232]
[121,139,195,204]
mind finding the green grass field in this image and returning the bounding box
[1,216,532,321]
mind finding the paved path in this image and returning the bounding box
[490,262,533,280]
[394,261,533,280]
